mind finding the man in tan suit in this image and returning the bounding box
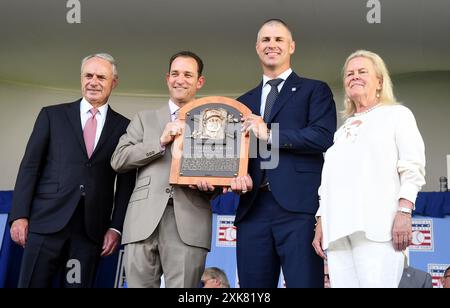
[111,51,219,288]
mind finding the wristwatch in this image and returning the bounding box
[398,207,413,215]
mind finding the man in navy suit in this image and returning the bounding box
[9,53,135,288]
[237,19,336,287]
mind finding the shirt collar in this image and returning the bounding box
[168,99,181,116]
[81,98,109,115]
[262,68,293,87]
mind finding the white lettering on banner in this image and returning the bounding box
[367,0,381,24]
[66,0,81,24]
[66,259,81,284]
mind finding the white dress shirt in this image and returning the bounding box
[80,98,121,236]
[80,98,108,149]
[260,68,292,116]
[260,68,292,144]
[168,99,180,121]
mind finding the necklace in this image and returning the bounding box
[354,103,382,117]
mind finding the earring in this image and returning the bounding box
[376,89,381,98]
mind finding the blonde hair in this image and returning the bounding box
[341,50,397,118]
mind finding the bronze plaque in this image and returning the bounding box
[169,96,252,186]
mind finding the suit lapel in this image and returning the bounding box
[156,105,171,133]
[244,82,263,116]
[92,106,120,158]
[156,105,173,158]
[65,99,88,157]
[268,72,302,123]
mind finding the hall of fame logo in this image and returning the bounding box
[216,215,237,247]
[428,264,450,288]
[410,219,434,252]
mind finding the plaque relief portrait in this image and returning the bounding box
[191,108,240,142]
[192,108,227,140]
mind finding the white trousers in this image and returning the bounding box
[327,232,404,288]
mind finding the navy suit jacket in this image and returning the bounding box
[236,72,336,223]
[9,100,135,245]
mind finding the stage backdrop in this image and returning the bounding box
[1,191,449,288]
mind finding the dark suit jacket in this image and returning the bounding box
[236,72,336,223]
[9,99,135,244]
[398,267,433,288]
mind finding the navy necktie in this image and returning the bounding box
[263,78,283,122]
[260,78,283,189]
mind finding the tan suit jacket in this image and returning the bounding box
[111,105,212,250]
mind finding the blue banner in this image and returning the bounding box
[0,214,6,252]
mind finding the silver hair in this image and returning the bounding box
[203,267,230,288]
[81,53,118,77]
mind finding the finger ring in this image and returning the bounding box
[242,190,247,194]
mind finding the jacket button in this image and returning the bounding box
[165,188,171,194]
[80,185,86,196]
[86,163,92,167]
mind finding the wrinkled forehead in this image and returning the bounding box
[82,57,114,75]
[345,56,376,72]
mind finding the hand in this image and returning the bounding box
[312,218,327,260]
[229,175,253,195]
[10,218,29,248]
[189,180,217,193]
[101,229,121,257]
[241,115,270,141]
[392,211,412,251]
[160,120,183,147]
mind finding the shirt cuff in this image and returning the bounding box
[398,183,420,209]
[109,228,122,236]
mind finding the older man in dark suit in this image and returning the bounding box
[9,53,135,288]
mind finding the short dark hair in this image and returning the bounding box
[169,51,204,76]
[259,18,293,38]
[445,266,450,276]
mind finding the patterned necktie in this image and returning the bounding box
[83,108,98,158]
[260,78,282,189]
[263,78,283,122]
[172,108,180,121]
